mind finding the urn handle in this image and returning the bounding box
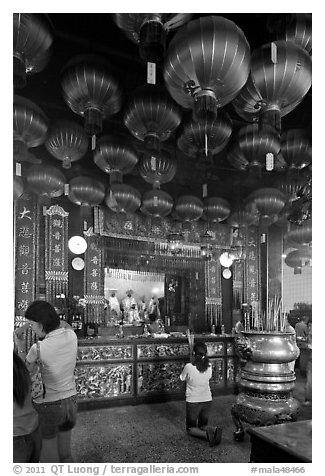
[234,334,253,359]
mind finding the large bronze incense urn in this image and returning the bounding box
[232,331,300,441]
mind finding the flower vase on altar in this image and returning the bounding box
[231,330,300,441]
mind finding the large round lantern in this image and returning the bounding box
[276,173,306,202]
[13,175,24,201]
[177,111,232,166]
[14,95,48,162]
[124,85,182,154]
[286,221,312,247]
[112,14,193,64]
[227,206,258,228]
[285,246,312,273]
[203,197,231,223]
[141,189,173,218]
[138,149,176,189]
[249,188,286,218]
[13,13,53,89]
[45,120,89,170]
[267,14,312,54]
[280,129,312,171]
[26,165,66,203]
[105,184,141,214]
[93,135,139,184]
[227,124,280,172]
[68,176,105,218]
[164,16,250,122]
[61,55,123,149]
[175,195,203,231]
[233,41,312,132]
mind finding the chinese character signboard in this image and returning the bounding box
[245,226,260,309]
[45,205,69,306]
[205,254,222,328]
[15,194,37,328]
[84,229,104,323]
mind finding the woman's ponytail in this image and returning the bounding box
[192,341,209,372]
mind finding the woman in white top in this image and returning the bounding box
[14,300,78,463]
[180,341,222,447]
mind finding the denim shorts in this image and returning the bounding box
[186,400,212,431]
[33,395,77,439]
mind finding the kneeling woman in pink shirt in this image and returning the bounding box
[180,341,222,447]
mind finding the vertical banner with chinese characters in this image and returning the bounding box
[45,205,69,306]
[205,254,222,329]
[15,193,37,329]
[245,226,260,310]
[84,229,105,323]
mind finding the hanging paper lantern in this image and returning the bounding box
[177,111,232,166]
[280,129,312,171]
[25,165,66,205]
[68,176,105,219]
[13,95,48,162]
[13,13,53,89]
[93,135,139,184]
[164,16,250,122]
[13,175,24,201]
[203,197,231,223]
[141,189,173,218]
[45,120,89,169]
[112,14,193,64]
[248,188,286,218]
[61,55,123,149]
[233,41,312,132]
[175,195,204,230]
[124,85,182,153]
[286,221,312,246]
[276,173,306,202]
[227,124,280,172]
[267,13,312,54]
[227,207,258,228]
[105,184,141,213]
[285,246,312,271]
[138,149,176,189]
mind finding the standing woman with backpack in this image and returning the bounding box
[14,300,78,463]
[180,341,222,447]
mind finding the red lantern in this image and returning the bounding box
[141,189,173,218]
[285,246,312,272]
[286,221,312,247]
[68,176,105,213]
[45,120,89,169]
[227,124,280,172]
[227,207,257,228]
[175,195,203,230]
[177,111,232,166]
[138,149,176,189]
[112,14,193,64]
[26,165,66,200]
[164,16,250,122]
[105,184,141,214]
[233,41,312,132]
[13,13,53,89]
[13,95,48,162]
[93,135,139,184]
[61,55,123,149]
[124,85,181,150]
[203,197,231,223]
[267,14,312,54]
[280,129,312,171]
[248,188,286,218]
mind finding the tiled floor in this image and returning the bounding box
[71,370,311,463]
